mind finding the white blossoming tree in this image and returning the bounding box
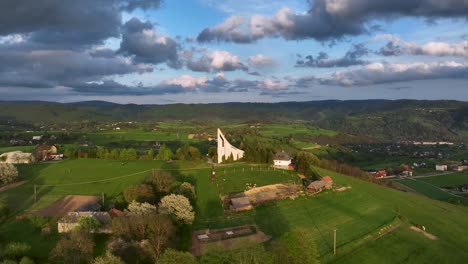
[159,194,195,225]
[126,201,157,215]
[0,163,18,185]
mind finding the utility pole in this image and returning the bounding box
[34,185,37,203]
[334,228,337,255]
[102,192,105,206]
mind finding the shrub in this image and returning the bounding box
[126,201,157,215]
[91,252,125,264]
[19,257,35,264]
[76,216,101,232]
[123,185,155,204]
[3,242,31,260]
[176,182,196,202]
[158,249,197,264]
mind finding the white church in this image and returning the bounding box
[217,128,244,163]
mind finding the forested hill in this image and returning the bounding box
[0,100,467,141]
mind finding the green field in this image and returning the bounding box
[419,172,468,187]
[85,129,189,144]
[258,124,337,138]
[188,165,468,263]
[0,145,35,154]
[394,178,457,201]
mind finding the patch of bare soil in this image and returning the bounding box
[0,180,27,193]
[191,225,271,256]
[36,195,100,217]
[302,145,321,150]
[244,184,301,204]
[410,226,438,240]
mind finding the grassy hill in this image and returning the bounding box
[1,100,467,141]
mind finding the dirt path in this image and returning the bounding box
[0,180,27,193]
[410,226,438,240]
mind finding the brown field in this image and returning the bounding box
[36,195,100,217]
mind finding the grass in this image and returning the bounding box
[393,178,458,201]
[0,145,35,154]
[419,172,468,187]
[258,124,337,138]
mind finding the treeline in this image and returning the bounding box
[63,144,202,161]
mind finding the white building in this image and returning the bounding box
[273,151,292,168]
[0,151,35,164]
[217,128,244,163]
[435,165,447,171]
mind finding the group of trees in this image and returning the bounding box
[63,143,202,162]
[243,142,275,164]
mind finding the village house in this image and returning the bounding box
[57,212,112,233]
[436,164,448,171]
[34,144,63,161]
[273,150,292,169]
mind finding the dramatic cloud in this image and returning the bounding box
[161,75,209,88]
[198,0,468,43]
[248,54,274,68]
[296,43,369,68]
[0,43,152,90]
[320,61,468,86]
[118,18,180,66]
[184,50,248,72]
[120,0,162,11]
[0,0,123,47]
[376,34,468,57]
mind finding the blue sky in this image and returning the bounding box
[0,0,467,103]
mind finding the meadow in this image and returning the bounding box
[85,129,188,145]
[419,172,468,187]
[258,124,337,138]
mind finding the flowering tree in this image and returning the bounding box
[159,194,194,225]
[126,201,157,215]
[0,163,18,185]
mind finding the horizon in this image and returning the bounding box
[1,0,468,103]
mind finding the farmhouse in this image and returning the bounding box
[57,211,112,233]
[0,151,35,164]
[34,144,63,161]
[217,128,244,163]
[273,151,292,169]
[436,164,448,171]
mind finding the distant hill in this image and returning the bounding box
[0,100,467,141]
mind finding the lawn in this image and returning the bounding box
[419,172,468,187]
[393,178,459,201]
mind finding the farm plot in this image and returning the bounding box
[419,172,468,187]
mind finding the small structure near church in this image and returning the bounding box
[217,128,244,163]
[273,150,292,169]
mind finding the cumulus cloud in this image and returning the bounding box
[197,0,468,43]
[161,75,209,88]
[185,50,248,72]
[118,18,180,66]
[248,54,274,68]
[258,79,288,90]
[296,43,369,68]
[319,61,468,86]
[120,0,162,11]
[376,34,468,57]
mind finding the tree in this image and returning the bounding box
[127,148,137,160]
[158,249,197,264]
[126,201,157,215]
[109,149,120,160]
[145,214,175,257]
[120,149,128,160]
[92,252,125,264]
[49,231,94,264]
[176,182,196,202]
[159,194,195,225]
[174,145,201,161]
[19,257,35,264]
[156,144,174,160]
[123,185,155,203]
[0,163,19,185]
[207,146,217,160]
[0,198,9,222]
[3,242,31,260]
[76,216,101,232]
[146,149,154,160]
[145,171,175,199]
